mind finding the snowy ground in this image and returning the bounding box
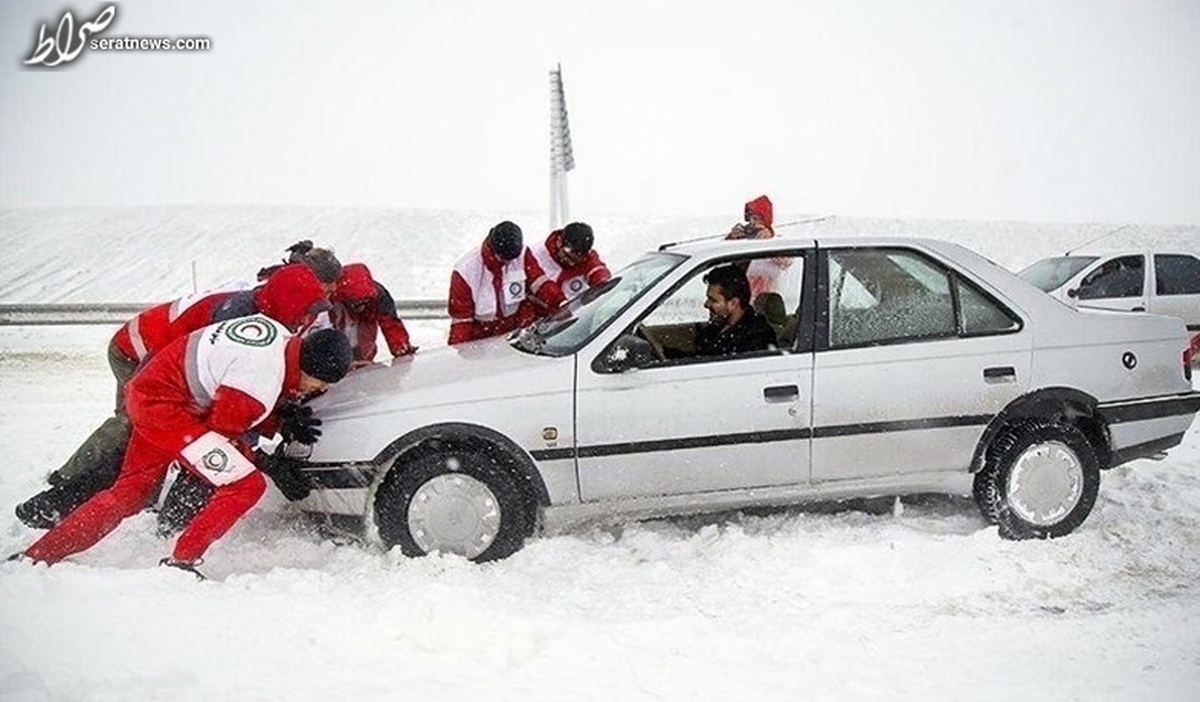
[1,208,1199,700]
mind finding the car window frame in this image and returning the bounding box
[1076,254,1146,300]
[814,245,1024,351]
[591,247,815,373]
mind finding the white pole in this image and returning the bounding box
[559,175,569,224]
[549,62,574,232]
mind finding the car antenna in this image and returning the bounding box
[658,214,834,250]
[776,214,835,229]
[1065,223,1131,256]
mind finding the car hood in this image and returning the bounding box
[308,337,568,422]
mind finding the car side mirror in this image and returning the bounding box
[1066,287,1078,299]
[597,334,657,373]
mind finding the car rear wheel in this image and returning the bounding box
[374,446,535,562]
[975,419,1101,539]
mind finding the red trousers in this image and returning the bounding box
[25,399,266,565]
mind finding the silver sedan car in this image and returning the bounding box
[297,237,1200,561]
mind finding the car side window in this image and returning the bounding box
[1154,254,1200,295]
[829,249,956,347]
[1077,255,1144,299]
[958,279,1020,335]
[634,253,805,363]
[828,248,1018,348]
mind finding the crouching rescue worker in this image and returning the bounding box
[332,262,417,366]
[14,264,331,529]
[16,321,352,579]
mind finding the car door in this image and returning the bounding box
[1072,254,1149,312]
[810,246,1032,482]
[1150,254,1200,332]
[573,252,813,501]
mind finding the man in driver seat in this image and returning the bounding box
[694,264,778,357]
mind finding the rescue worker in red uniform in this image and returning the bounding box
[15,264,330,529]
[448,221,565,345]
[331,263,416,366]
[17,321,353,578]
[529,222,612,302]
[725,195,790,299]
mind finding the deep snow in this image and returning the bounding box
[1,207,1199,701]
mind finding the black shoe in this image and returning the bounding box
[15,495,60,530]
[159,557,206,581]
[156,470,216,538]
[6,552,28,563]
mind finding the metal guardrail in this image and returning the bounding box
[0,300,449,326]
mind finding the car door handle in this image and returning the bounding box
[1131,306,1145,312]
[983,366,1016,381]
[763,384,799,402]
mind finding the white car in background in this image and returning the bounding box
[297,238,1200,562]
[1018,250,1200,333]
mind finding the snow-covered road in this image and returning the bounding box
[2,325,1198,700]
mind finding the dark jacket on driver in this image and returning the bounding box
[694,310,777,357]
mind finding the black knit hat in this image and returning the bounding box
[487,221,524,262]
[561,222,594,255]
[300,329,353,383]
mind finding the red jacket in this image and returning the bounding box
[113,288,240,363]
[112,264,329,364]
[447,242,565,344]
[125,317,304,451]
[331,263,414,361]
[1187,332,1200,366]
[531,230,612,301]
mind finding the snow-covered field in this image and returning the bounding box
[1,207,1199,700]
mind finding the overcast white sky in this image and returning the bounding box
[1,0,1198,223]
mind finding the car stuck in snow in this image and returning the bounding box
[295,237,1200,561]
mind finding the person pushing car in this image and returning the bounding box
[14,320,352,578]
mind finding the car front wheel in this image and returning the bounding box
[975,419,1101,539]
[374,446,535,562]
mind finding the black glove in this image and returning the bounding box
[255,448,313,502]
[278,402,322,445]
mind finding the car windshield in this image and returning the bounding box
[1018,256,1098,292]
[512,251,685,356]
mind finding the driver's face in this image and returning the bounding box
[704,284,734,325]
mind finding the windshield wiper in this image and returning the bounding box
[513,315,578,354]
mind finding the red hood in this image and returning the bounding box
[745,195,774,229]
[256,263,330,331]
[335,263,376,302]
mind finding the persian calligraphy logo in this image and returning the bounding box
[23,5,117,67]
